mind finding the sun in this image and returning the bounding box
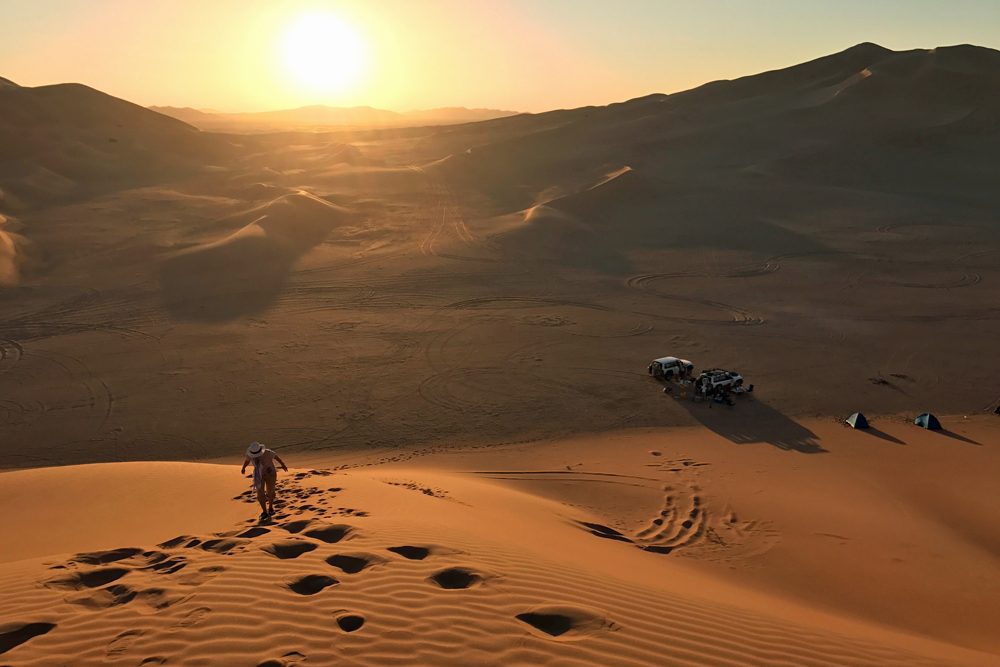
[280,11,366,95]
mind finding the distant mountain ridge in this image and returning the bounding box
[3,41,999,212]
[148,104,521,131]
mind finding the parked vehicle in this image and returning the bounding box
[648,356,694,380]
[696,368,744,393]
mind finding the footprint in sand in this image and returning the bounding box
[0,622,56,656]
[257,651,306,667]
[45,567,130,590]
[158,535,204,549]
[67,584,189,611]
[197,537,249,554]
[279,519,315,534]
[158,534,247,554]
[134,588,191,611]
[66,583,136,609]
[429,567,485,590]
[515,605,618,641]
[262,540,318,560]
[169,606,211,632]
[325,553,385,574]
[386,545,430,560]
[70,547,144,565]
[238,526,271,538]
[105,629,143,658]
[286,574,338,595]
[141,553,188,575]
[177,565,226,586]
[335,613,365,633]
[303,524,354,543]
[59,548,188,577]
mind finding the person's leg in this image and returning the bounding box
[265,474,277,513]
[255,483,268,515]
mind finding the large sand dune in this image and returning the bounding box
[1,417,997,665]
[0,81,229,209]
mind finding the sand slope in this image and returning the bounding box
[0,81,227,208]
[2,439,995,666]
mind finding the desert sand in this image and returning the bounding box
[2,417,998,665]
[2,43,999,665]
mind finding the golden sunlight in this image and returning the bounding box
[279,10,366,95]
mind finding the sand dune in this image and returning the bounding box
[159,192,353,319]
[430,43,1000,213]
[0,81,229,209]
[0,214,26,286]
[3,417,997,665]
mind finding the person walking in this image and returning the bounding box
[241,441,288,520]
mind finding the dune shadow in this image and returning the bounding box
[158,193,350,321]
[861,427,906,445]
[159,235,298,321]
[678,395,825,453]
[938,429,982,446]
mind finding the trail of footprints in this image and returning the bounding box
[7,469,612,664]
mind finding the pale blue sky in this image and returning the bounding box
[1,0,998,111]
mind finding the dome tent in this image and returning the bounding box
[846,412,869,429]
[914,413,942,430]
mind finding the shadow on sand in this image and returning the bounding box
[937,429,982,446]
[159,235,305,321]
[860,427,905,445]
[158,193,351,322]
[679,395,825,453]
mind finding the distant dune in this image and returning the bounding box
[434,43,1000,207]
[159,191,354,319]
[149,104,521,132]
[0,81,228,208]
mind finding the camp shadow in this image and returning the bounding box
[859,426,905,445]
[679,395,825,453]
[936,429,982,446]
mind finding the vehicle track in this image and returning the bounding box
[625,250,876,289]
[445,296,615,312]
[876,222,986,234]
[21,349,115,433]
[889,272,983,289]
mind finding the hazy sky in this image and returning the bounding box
[2,0,999,112]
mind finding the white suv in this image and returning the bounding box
[696,369,744,392]
[648,356,694,380]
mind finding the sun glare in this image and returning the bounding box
[280,11,366,96]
